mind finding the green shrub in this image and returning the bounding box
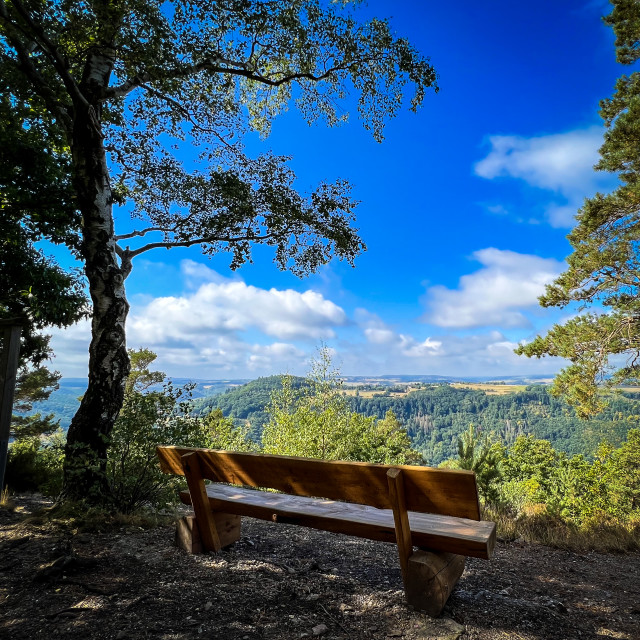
[490,430,640,544]
[106,348,257,513]
[5,429,65,495]
[106,349,217,513]
[447,424,502,503]
[203,408,258,452]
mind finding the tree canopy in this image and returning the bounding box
[516,0,640,417]
[1,49,86,364]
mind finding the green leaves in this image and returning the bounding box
[453,425,502,502]
[106,349,220,512]
[604,0,640,65]
[498,431,640,525]
[0,221,87,365]
[3,0,437,280]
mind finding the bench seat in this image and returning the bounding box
[179,483,495,559]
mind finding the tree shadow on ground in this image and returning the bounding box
[1,498,639,640]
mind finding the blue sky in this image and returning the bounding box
[50,0,622,379]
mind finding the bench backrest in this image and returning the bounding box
[157,446,481,521]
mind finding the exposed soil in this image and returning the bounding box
[1,495,639,640]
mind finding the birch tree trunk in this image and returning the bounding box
[62,55,131,502]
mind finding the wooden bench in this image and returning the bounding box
[156,446,496,616]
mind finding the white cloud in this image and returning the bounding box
[475,127,602,191]
[47,261,346,378]
[47,318,91,377]
[364,327,396,344]
[486,204,509,216]
[122,263,347,376]
[180,259,230,288]
[246,343,306,372]
[356,309,442,355]
[128,261,347,344]
[398,334,443,358]
[545,203,580,228]
[356,309,397,345]
[475,127,614,227]
[355,309,444,366]
[337,323,563,378]
[47,258,567,381]
[423,248,564,329]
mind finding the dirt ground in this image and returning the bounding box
[1,495,639,640]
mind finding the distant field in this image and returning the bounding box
[450,383,527,395]
[342,383,530,397]
[342,388,417,398]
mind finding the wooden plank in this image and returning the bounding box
[181,452,222,552]
[387,468,413,585]
[178,484,496,559]
[157,446,481,520]
[176,515,204,554]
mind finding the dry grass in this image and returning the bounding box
[0,486,15,510]
[16,500,176,535]
[486,504,640,553]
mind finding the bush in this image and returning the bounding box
[106,349,258,513]
[203,409,258,452]
[486,502,640,552]
[447,425,502,503]
[5,430,65,495]
[106,349,217,513]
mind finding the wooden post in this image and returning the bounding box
[388,467,465,616]
[405,550,465,616]
[0,320,23,491]
[181,452,222,552]
[387,468,413,584]
[175,512,241,554]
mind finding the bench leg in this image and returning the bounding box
[405,550,465,617]
[176,513,242,554]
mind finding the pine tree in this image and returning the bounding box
[517,1,640,417]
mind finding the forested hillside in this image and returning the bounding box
[193,376,308,441]
[350,385,638,464]
[25,374,640,465]
[24,378,248,430]
[195,376,639,464]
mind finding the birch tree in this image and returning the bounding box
[1,0,438,502]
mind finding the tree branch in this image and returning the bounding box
[102,54,358,101]
[0,6,73,130]
[103,72,151,100]
[114,210,206,242]
[114,226,170,241]
[124,230,282,259]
